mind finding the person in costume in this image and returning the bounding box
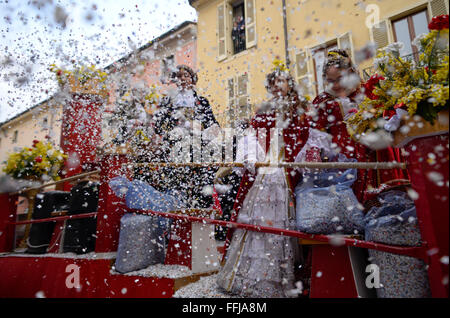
[153,64,221,209]
[216,61,311,297]
[310,49,408,202]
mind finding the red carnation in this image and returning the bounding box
[363,74,385,100]
[383,109,396,119]
[425,66,437,75]
[394,102,406,110]
[34,156,42,163]
[428,14,449,30]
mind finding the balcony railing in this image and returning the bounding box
[362,51,420,81]
[362,49,447,81]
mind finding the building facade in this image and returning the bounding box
[0,21,198,170]
[101,21,198,144]
[189,0,449,127]
[0,99,63,173]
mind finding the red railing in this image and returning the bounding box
[10,212,98,226]
[123,205,429,261]
[0,160,426,262]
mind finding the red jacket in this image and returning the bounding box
[311,91,409,201]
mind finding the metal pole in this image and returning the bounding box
[131,161,407,170]
[282,0,290,68]
[11,212,98,226]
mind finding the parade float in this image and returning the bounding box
[347,14,449,297]
[0,17,448,298]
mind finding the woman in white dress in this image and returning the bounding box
[216,65,313,297]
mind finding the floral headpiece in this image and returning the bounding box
[271,59,289,73]
[326,50,351,66]
[323,49,357,79]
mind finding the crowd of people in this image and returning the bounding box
[116,49,410,298]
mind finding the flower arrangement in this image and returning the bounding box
[3,140,67,181]
[144,84,162,105]
[272,58,289,72]
[347,15,449,139]
[49,64,108,86]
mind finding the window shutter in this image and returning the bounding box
[161,55,174,84]
[227,77,236,127]
[370,20,392,50]
[337,32,355,62]
[217,3,227,61]
[228,77,235,101]
[429,0,449,17]
[244,0,257,49]
[295,50,315,98]
[237,74,250,120]
[237,73,248,97]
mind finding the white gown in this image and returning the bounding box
[216,130,299,298]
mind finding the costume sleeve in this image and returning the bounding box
[250,113,264,129]
[232,130,265,176]
[153,97,174,136]
[294,128,335,172]
[311,93,344,133]
[310,102,329,131]
[197,96,220,129]
[235,132,265,163]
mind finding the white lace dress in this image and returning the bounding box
[216,130,299,298]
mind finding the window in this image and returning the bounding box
[42,117,48,129]
[12,130,18,143]
[161,55,175,84]
[311,42,338,95]
[370,0,449,53]
[295,50,313,98]
[217,0,256,60]
[295,32,354,97]
[227,73,250,128]
[392,10,429,60]
[231,1,246,54]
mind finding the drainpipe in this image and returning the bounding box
[282,0,290,69]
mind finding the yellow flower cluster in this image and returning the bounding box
[144,85,161,105]
[272,59,289,72]
[347,27,449,138]
[347,103,384,137]
[49,64,108,86]
[3,141,67,181]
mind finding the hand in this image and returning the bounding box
[243,158,257,175]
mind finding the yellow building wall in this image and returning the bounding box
[285,0,433,76]
[195,0,288,126]
[193,0,447,126]
[0,102,63,174]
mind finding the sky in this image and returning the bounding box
[0,0,197,123]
